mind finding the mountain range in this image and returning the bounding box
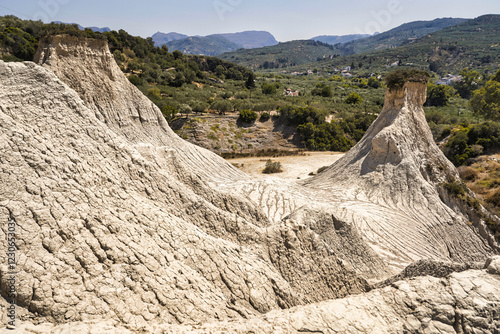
[310,34,371,45]
[218,16,500,74]
[334,17,469,55]
[312,14,500,74]
[218,39,337,69]
[52,21,111,33]
[152,30,278,56]
[150,31,188,45]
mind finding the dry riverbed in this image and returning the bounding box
[227,152,344,180]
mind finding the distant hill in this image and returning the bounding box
[151,32,189,46]
[220,18,469,70]
[218,40,338,70]
[52,21,110,33]
[87,26,111,33]
[298,14,500,75]
[164,35,242,56]
[217,31,278,49]
[156,30,278,56]
[336,17,469,55]
[311,34,370,45]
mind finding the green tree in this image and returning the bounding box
[171,72,186,87]
[261,82,278,95]
[146,87,161,100]
[453,68,482,99]
[192,102,207,114]
[444,130,470,166]
[172,50,183,60]
[425,84,454,107]
[161,105,178,122]
[179,104,192,118]
[345,92,363,104]
[367,77,381,89]
[245,72,256,98]
[470,69,500,120]
[384,69,430,90]
[212,100,232,115]
[215,65,225,78]
[245,72,256,90]
[128,75,143,86]
[312,83,333,97]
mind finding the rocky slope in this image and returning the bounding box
[33,35,245,185]
[4,257,500,333]
[171,114,300,155]
[0,35,499,332]
[0,36,368,328]
[302,82,498,271]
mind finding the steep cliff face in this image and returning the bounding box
[33,35,244,185]
[34,35,172,146]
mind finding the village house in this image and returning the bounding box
[436,74,463,86]
[284,88,299,96]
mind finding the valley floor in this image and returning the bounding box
[227,151,344,180]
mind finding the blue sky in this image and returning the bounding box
[1,0,500,41]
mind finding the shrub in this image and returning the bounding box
[211,100,232,115]
[277,106,327,125]
[470,69,500,120]
[367,77,381,88]
[128,75,143,86]
[457,166,479,181]
[442,181,467,197]
[179,104,192,116]
[425,111,451,125]
[161,105,178,122]
[146,87,161,99]
[261,82,278,95]
[239,109,258,123]
[260,112,270,122]
[297,122,353,151]
[192,102,207,114]
[486,189,500,207]
[312,84,333,97]
[439,127,452,140]
[425,84,454,107]
[345,92,363,105]
[384,69,430,90]
[263,160,283,174]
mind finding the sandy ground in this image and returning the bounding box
[227,152,344,181]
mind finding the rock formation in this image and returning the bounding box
[302,81,497,272]
[0,36,498,332]
[0,36,368,328]
[4,257,500,333]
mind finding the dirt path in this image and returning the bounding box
[227,152,344,180]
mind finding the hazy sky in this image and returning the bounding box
[1,0,500,41]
